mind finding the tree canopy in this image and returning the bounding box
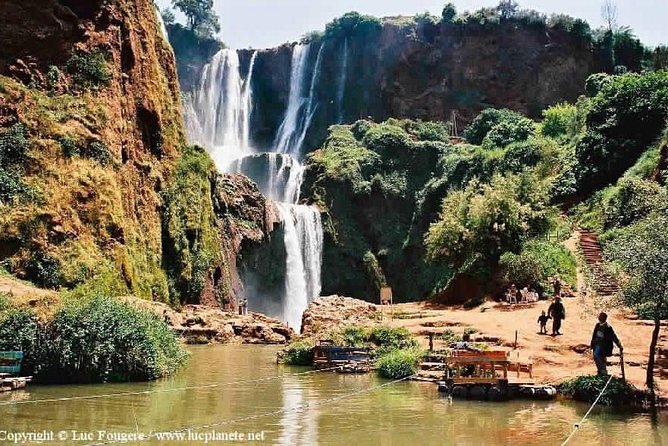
[172,0,220,38]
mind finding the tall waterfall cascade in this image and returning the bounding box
[187,44,326,329]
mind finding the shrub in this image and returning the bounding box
[362,123,411,155]
[409,120,449,142]
[368,326,416,351]
[499,239,577,290]
[464,108,530,145]
[26,251,63,289]
[50,296,184,383]
[58,136,80,158]
[282,340,314,366]
[0,123,29,167]
[541,103,578,139]
[67,51,112,89]
[481,117,535,149]
[376,348,424,379]
[604,178,665,228]
[340,325,368,346]
[558,375,638,407]
[0,296,186,383]
[500,139,543,172]
[85,140,113,166]
[0,169,31,205]
[584,73,612,97]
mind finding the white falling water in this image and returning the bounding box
[154,6,168,41]
[336,38,348,123]
[186,46,324,330]
[274,43,325,157]
[191,49,257,165]
[276,202,323,330]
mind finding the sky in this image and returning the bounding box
[156,0,668,49]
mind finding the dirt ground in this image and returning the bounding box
[381,297,667,395]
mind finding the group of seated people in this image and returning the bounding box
[505,283,539,304]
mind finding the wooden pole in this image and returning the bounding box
[620,351,626,382]
[514,330,518,350]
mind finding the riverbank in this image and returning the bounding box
[0,275,294,346]
[300,295,667,401]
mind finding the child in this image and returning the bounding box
[538,311,550,334]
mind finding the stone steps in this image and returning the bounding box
[578,229,621,297]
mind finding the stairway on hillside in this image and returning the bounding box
[578,229,621,297]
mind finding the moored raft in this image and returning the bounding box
[0,351,32,392]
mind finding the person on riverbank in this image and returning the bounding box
[547,296,566,336]
[243,298,248,315]
[537,311,550,334]
[590,312,623,376]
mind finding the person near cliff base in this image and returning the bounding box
[590,312,623,376]
[547,296,566,336]
[243,298,248,315]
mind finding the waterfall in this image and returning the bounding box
[186,46,324,331]
[191,49,256,165]
[336,38,348,123]
[154,6,168,41]
[276,203,323,330]
[274,43,325,157]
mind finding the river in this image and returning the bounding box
[0,345,665,445]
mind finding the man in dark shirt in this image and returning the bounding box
[547,296,566,335]
[590,312,623,376]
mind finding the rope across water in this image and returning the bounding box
[0,366,339,407]
[560,374,613,446]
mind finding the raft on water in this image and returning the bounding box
[427,349,554,401]
[0,351,31,393]
[313,340,372,373]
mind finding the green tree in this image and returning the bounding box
[497,0,519,20]
[441,3,457,23]
[606,212,668,397]
[172,0,220,37]
[161,7,176,26]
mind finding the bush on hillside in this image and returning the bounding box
[67,51,111,89]
[603,177,665,229]
[499,239,577,290]
[541,103,578,139]
[481,117,535,149]
[324,12,382,40]
[0,123,29,167]
[26,251,63,290]
[464,108,532,146]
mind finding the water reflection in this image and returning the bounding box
[1,345,666,446]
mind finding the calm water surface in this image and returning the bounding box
[1,345,665,445]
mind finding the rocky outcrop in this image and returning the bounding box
[123,297,294,344]
[301,295,379,336]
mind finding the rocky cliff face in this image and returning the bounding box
[0,0,274,307]
[176,17,594,154]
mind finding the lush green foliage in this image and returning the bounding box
[500,240,577,290]
[574,71,668,193]
[376,347,424,379]
[541,103,578,139]
[66,51,111,89]
[26,251,63,289]
[0,123,36,205]
[0,296,187,383]
[603,178,665,228]
[425,173,552,266]
[162,145,221,304]
[464,108,533,146]
[282,340,315,366]
[324,12,382,40]
[604,212,668,321]
[558,375,638,407]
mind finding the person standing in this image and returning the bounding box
[552,277,562,297]
[243,298,248,315]
[590,312,623,376]
[547,296,566,335]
